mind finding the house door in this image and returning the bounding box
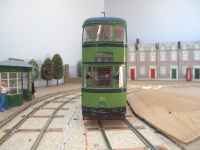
[172,69,177,79]
[186,68,192,81]
[195,69,200,79]
[151,69,155,79]
[131,69,135,80]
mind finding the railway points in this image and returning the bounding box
[0,83,193,149]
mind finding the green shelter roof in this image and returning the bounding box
[83,17,126,24]
[0,59,32,68]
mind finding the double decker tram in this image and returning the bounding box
[82,17,127,120]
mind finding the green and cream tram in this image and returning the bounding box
[82,17,127,120]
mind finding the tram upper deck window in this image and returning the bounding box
[94,67,112,88]
[115,26,126,42]
[83,26,93,42]
[95,25,113,41]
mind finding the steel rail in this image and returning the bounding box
[97,120,113,150]
[0,92,78,145]
[30,94,81,150]
[0,92,59,129]
[125,119,158,150]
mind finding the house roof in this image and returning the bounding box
[0,59,32,68]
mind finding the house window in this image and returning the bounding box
[171,45,177,50]
[194,43,200,49]
[130,53,135,62]
[171,51,177,61]
[160,52,166,61]
[182,44,187,50]
[194,51,200,61]
[129,45,134,51]
[139,47,144,51]
[161,45,165,50]
[182,51,188,61]
[160,67,166,75]
[150,46,155,51]
[150,52,156,62]
[140,53,145,62]
[140,67,145,75]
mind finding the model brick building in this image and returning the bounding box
[127,41,200,81]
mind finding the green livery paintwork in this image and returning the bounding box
[82,92,126,108]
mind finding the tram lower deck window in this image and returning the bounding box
[114,66,126,88]
[84,66,91,87]
[94,67,112,88]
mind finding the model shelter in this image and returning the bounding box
[0,58,33,107]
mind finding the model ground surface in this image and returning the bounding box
[0,83,81,128]
[127,80,200,149]
[0,81,199,149]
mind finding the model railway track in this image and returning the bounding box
[97,119,158,150]
[124,119,158,150]
[0,91,80,149]
[97,120,113,150]
[0,89,80,129]
[31,94,80,150]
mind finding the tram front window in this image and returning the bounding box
[115,26,126,42]
[84,66,91,87]
[94,67,112,88]
[83,26,93,42]
[114,66,126,88]
[95,25,113,41]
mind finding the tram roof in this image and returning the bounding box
[83,17,126,24]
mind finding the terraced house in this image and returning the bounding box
[128,41,200,81]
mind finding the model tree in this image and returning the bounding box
[52,54,64,85]
[41,58,54,87]
[28,59,40,81]
[29,59,40,98]
[78,61,82,77]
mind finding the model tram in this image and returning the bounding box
[82,17,127,120]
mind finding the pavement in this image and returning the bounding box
[0,83,81,128]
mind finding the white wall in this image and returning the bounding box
[1,0,199,80]
[105,0,200,44]
[0,0,104,77]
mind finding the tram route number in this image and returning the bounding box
[95,57,113,62]
[100,97,106,100]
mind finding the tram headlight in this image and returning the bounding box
[99,100,106,108]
